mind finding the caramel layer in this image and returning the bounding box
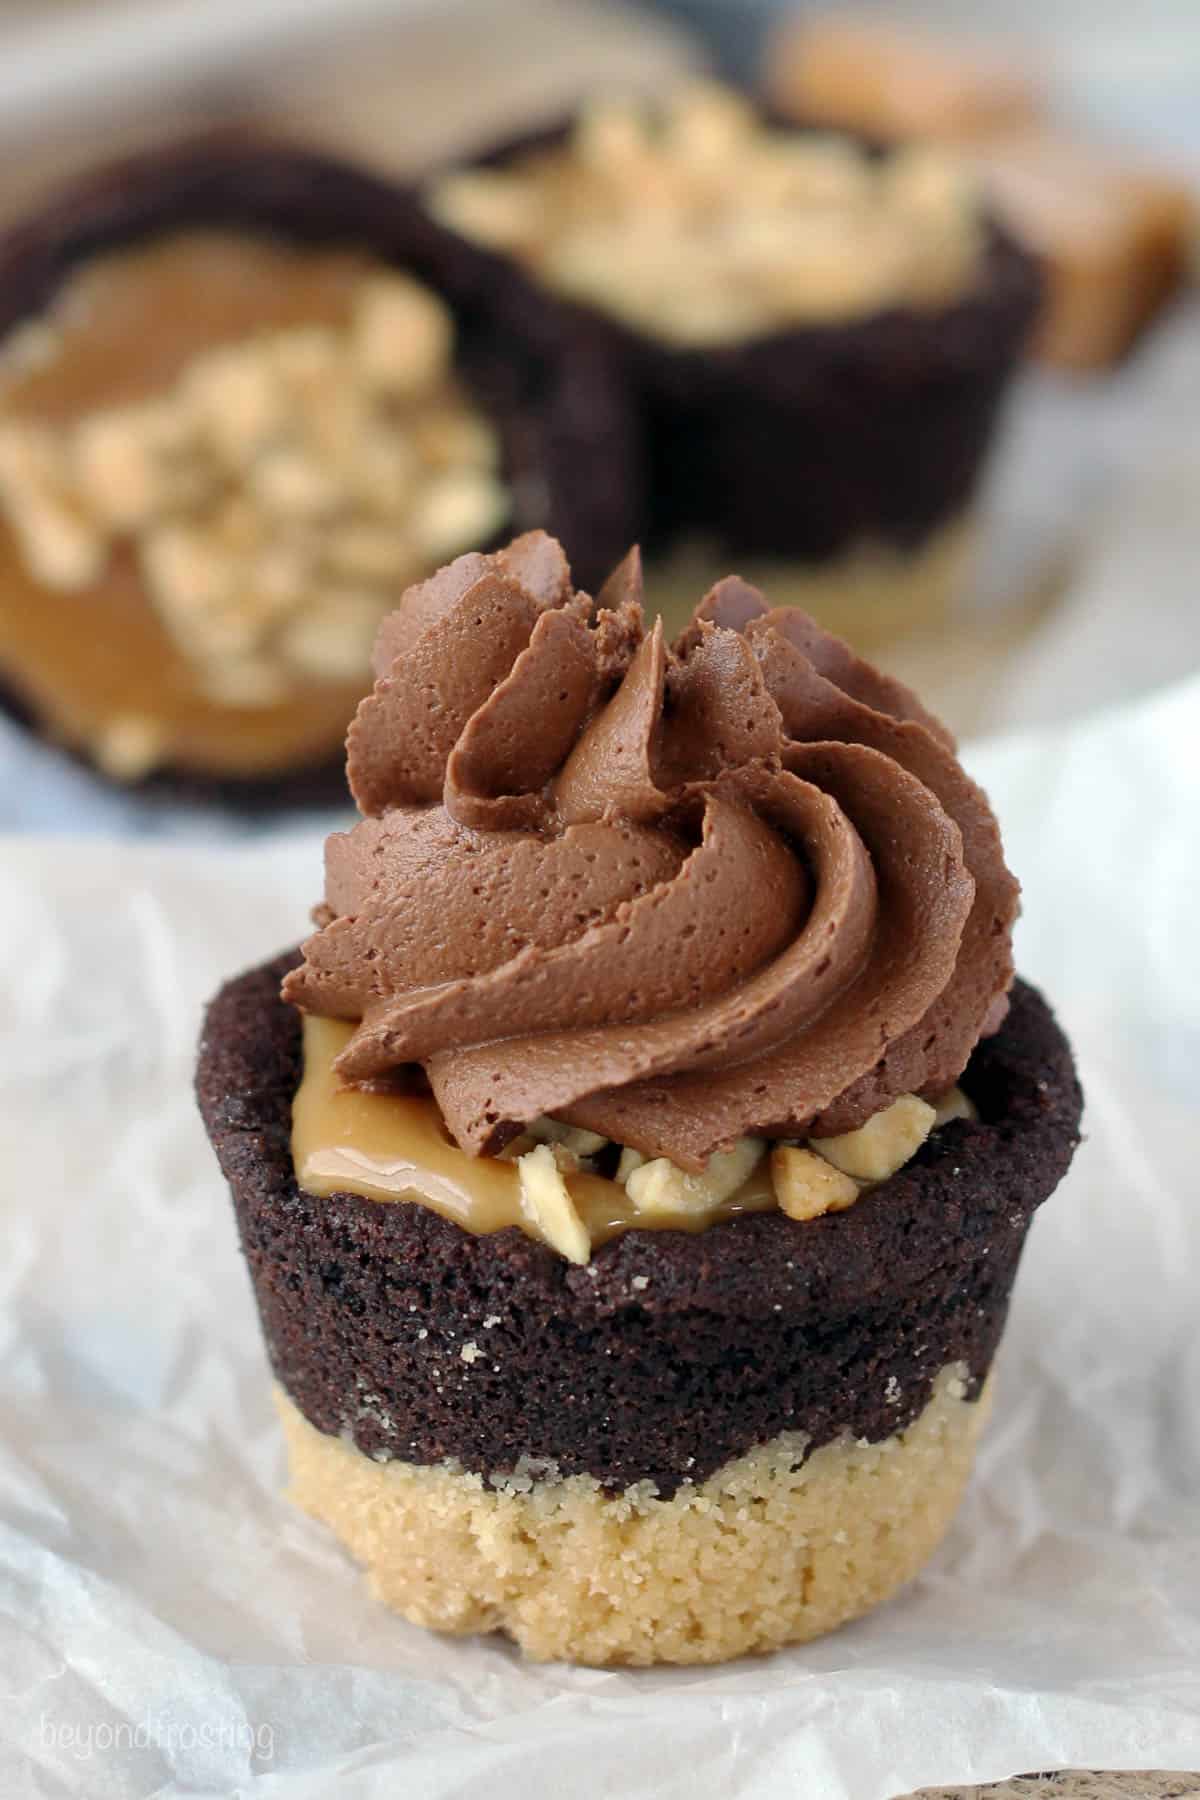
[293,1015,970,1256]
[293,1015,777,1247]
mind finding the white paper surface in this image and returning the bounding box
[1,674,1198,1800]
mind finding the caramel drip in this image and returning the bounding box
[292,1015,778,1249]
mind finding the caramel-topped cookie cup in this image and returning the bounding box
[425,87,1043,642]
[0,142,635,801]
[197,533,1081,1663]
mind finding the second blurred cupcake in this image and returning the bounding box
[0,142,635,799]
[427,85,1042,642]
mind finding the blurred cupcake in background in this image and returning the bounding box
[427,84,1042,645]
[0,142,635,801]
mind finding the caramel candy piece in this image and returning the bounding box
[963,131,1196,370]
[765,13,1036,143]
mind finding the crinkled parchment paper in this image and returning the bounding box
[1,675,1198,1800]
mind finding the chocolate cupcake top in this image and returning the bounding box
[285,531,1018,1172]
[427,84,985,348]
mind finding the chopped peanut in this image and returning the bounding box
[415,469,508,561]
[811,1094,936,1182]
[527,1118,609,1166]
[771,1145,860,1221]
[517,1143,591,1265]
[616,1146,646,1184]
[93,713,169,781]
[933,1085,977,1127]
[353,274,453,396]
[0,422,104,588]
[626,1137,766,1216]
[184,340,288,466]
[73,400,205,530]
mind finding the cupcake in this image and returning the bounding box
[197,530,1081,1665]
[425,85,1042,642]
[0,142,633,798]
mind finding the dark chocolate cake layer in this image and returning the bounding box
[197,953,1081,1497]
[0,138,637,801]
[433,121,1043,561]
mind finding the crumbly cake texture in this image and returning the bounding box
[0,139,637,800]
[197,953,1082,1496]
[438,119,1042,564]
[277,1364,990,1666]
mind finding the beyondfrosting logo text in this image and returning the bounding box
[38,1711,275,1764]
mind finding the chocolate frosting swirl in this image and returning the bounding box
[284,533,1018,1169]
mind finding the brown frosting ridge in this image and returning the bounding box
[284,532,1018,1169]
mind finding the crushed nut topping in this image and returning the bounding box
[610,1084,965,1245]
[0,268,507,709]
[428,84,983,347]
[512,1086,963,1256]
